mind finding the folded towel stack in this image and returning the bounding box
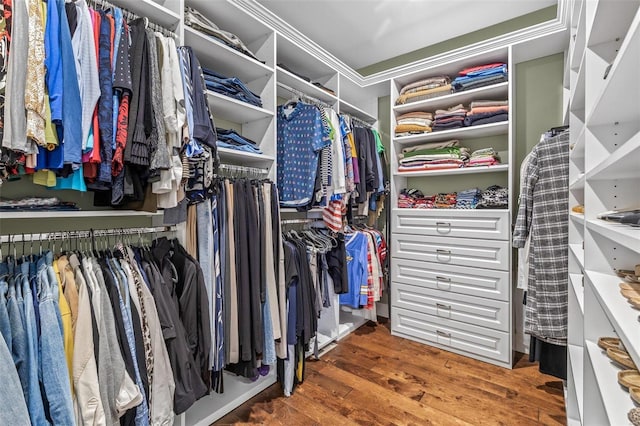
[433,103,468,131]
[452,63,508,92]
[476,185,509,209]
[468,147,501,167]
[395,76,452,105]
[455,187,483,209]
[464,100,509,126]
[395,112,433,136]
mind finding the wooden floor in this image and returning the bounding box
[214,320,566,425]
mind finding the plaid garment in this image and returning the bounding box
[513,131,569,345]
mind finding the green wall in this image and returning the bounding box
[358,5,557,76]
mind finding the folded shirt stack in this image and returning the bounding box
[0,197,79,211]
[185,7,261,62]
[476,185,509,209]
[468,147,501,167]
[395,112,433,136]
[398,146,469,172]
[464,100,509,126]
[432,104,468,131]
[216,127,263,154]
[435,192,457,209]
[398,188,435,209]
[455,187,483,209]
[452,62,508,92]
[202,68,263,107]
[395,76,452,105]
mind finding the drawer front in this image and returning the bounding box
[391,307,510,363]
[391,258,510,301]
[391,234,509,271]
[393,209,509,241]
[391,282,510,331]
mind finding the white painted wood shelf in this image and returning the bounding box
[393,163,508,177]
[393,121,509,147]
[569,273,584,315]
[276,66,338,104]
[569,244,584,270]
[587,219,640,254]
[217,148,275,166]
[568,343,584,421]
[206,91,273,123]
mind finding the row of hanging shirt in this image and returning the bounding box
[0,231,221,425]
[276,99,388,227]
[277,223,388,396]
[0,0,219,211]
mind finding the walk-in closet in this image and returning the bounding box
[0,0,636,424]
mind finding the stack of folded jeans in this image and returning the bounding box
[202,68,263,107]
[433,104,468,131]
[464,100,509,126]
[452,63,508,92]
[185,6,261,62]
[455,188,483,209]
[216,128,262,154]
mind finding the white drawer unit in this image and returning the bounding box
[392,209,510,241]
[391,307,510,364]
[392,258,509,301]
[391,234,509,271]
[392,282,510,332]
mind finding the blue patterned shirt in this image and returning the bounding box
[277,103,330,206]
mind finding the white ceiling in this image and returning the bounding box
[256,0,558,70]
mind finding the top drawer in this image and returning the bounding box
[392,209,510,241]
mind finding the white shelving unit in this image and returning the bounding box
[566,0,640,424]
[389,46,513,369]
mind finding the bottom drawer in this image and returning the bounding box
[391,307,510,363]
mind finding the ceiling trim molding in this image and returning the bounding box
[231,0,569,87]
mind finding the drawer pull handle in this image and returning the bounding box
[436,276,452,283]
[436,249,452,262]
[436,330,451,338]
[436,222,451,233]
[436,303,451,310]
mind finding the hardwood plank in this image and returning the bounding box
[214,321,566,426]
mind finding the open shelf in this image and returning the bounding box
[337,311,368,340]
[393,121,508,147]
[206,91,273,124]
[217,148,274,166]
[568,343,584,421]
[587,270,640,369]
[339,100,377,124]
[587,219,640,254]
[276,66,338,104]
[0,210,163,220]
[570,212,585,226]
[569,243,585,270]
[393,82,508,115]
[585,340,636,425]
[588,10,640,126]
[587,0,640,47]
[184,27,273,84]
[394,163,508,177]
[570,273,585,315]
[587,130,640,181]
[569,173,585,191]
[569,58,586,112]
[111,0,180,29]
[569,125,586,164]
[183,370,277,426]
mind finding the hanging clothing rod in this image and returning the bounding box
[85,0,178,39]
[281,218,322,225]
[218,163,269,176]
[0,226,173,244]
[277,82,334,109]
[347,114,375,129]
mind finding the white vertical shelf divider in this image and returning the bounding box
[568,0,640,425]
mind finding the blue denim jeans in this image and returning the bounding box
[38,259,74,424]
[20,260,48,425]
